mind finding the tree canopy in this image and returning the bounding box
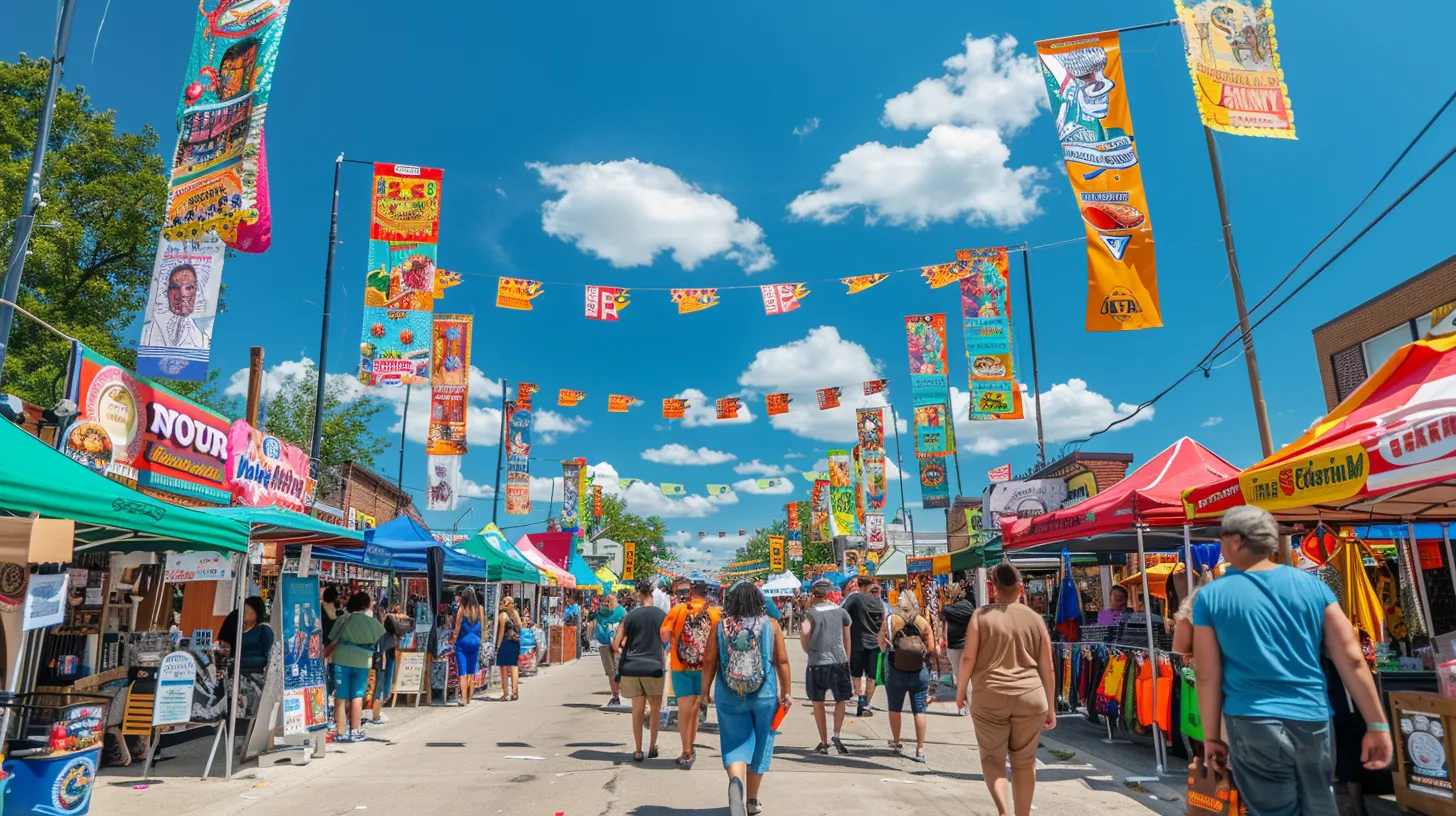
[590,492,671,580]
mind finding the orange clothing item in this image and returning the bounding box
[660,599,721,672]
[1134,658,1174,734]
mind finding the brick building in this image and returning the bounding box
[314,460,422,530]
[1313,253,1456,410]
[1028,451,1135,506]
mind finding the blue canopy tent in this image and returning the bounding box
[311,544,490,581]
[564,547,602,591]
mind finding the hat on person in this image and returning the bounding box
[811,578,834,593]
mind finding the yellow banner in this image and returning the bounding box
[1176,1,1296,139]
[622,541,636,581]
[558,389,586,407]
[1037,31,1161,331]
[434,268,462,299]
[1239,444,1369,512]
[768,535,785,573]
[842,273,889,294]
[921,262,968,289]
[662,398,687,419]
[496,277,544,310]
[608,394,635,412]
[671,288,720,314]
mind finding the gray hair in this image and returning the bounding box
[1221,505,1279,557]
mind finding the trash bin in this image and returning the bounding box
[2,746,99,815]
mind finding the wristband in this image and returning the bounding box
[1367,722,1390,732]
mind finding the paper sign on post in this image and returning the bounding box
[23,573,68,631]
[153,651,198,725]
[164,552,234,583]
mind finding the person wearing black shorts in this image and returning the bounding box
[840,577,885,718]
[801,579,853,754]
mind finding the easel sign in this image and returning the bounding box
[391,651,428,706]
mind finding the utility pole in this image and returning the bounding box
[310,154,343,462]
[1021,246,1047,467]
[0,0,77,384]
[245,347,264,426]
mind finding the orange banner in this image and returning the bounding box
[922,262,970,289]
[816,387,841,410]
[558,389,586,407]
[518,382,540,410]
[496,277,543,310]
[1037,31,1161,331]
[662,398,688,419]
[766,393,790,416]
[842,273,889,294]
[716,397,741,420]
[671,288,720,314]
[608,395,635,413]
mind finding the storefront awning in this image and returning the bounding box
[0,418,249,554]
[202,505,364,547]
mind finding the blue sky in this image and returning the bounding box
[4,2,1454,570]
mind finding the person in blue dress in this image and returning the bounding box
[702,581,792,816]
[451,589,484,705]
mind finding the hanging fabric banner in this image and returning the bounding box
[827,450,857,536]
[671,288,720,314]
[841,274,888,294]
[426,314,472,455]
[1037,31,1161,331]
[558,389,586,407]
[816,387,842,410]
[802,471,829,482]
[426,455,461,511]
[707,484,731,496]
[768,535,785,573]
[136,235,227,381]
[988,463,1013,482]
[497,277,544,310]
[918,458,950,509]
[518,382,539,410]
[853,446,866,525]
[786,502,800,532]
[621,542,636,581]
[1176,0,1295,138]
[434,268,462,299]
[855,408,885,452]
[913,404,950,456]
[575,459,591,533]
[811,479,831,543]
[505,401,532,515]
[921,262,971,289]
[756,479,784,490]
[608,395,635,413]
[761,283,808,315]
[163,1,290,245]
[863,450,887,511]
[716,397,741,420]
[592,484,603,518]
[960,247,1024,420]
[661,483,686,496]
[619,478,639,490]
[905,314,949,407]
[865,512,886,551]
[766,393,790,416]
[863,379,889,395]
[585,285,629,321]
[560,460,582,532]
[662,398,688,419]
[358,163,442,387]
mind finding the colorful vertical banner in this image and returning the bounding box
[496,277,544,310]
[841,274,888,294]
[621,542,636,581]
[905,315,949,406]
[913,404,950,457]
[1176,1,1295,138]
[671,288,720,314]
[716,397,741,420]
[592,484,603,518]
[853,446,866,525]
[865,512,886,552]
[1037,32,1161,331]
[560,460,582,532]
[426,314,472,454]
[827,450,858,536]
[558,389,586,407]
[279,576,328,733]
[358,163,443,387]
[816,387,842,410]
[919,458,950,509]
[662,398,688,419]
[855,408,885,451]
[518,382,540,410]
[575,459,590,534]
[768,535,786,573]
[425,455,461,511]
[960,247,1024,420]
[585,285,629,321]
[163,1,291,246]
[608,395,635,413]
[136,235,227,381]
[766,393,790,416]
[863,379,889,395]
[505,401,532,515]
[761,283,808,315]
[863,450,887,511]
[811,479,831,543]
[786,502,800,532]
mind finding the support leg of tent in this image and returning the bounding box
[226,551,248,778]
[1443,524,1456,617]
[1135,525,1168,779]
[1184,525,1195,597]
[1408,522,1436,640]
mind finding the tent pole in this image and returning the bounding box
[1408,521,1436,638]
[1184,525,1195,597]
[226,550,247,777]
[1443,524,1456,612]
[1135,524,1167,777]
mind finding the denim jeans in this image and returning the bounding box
[1225,715,1338,816]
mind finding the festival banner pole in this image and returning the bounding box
[394,386,411,514]
[310,155,344,462]
[889,405,914,556]
[492,378,507,524]
[1020,244,1047,467]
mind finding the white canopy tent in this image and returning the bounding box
[760,570,801,596]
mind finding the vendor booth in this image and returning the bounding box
[510,535,575,666]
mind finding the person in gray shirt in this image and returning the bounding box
[800,578,853,755]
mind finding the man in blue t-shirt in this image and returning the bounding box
[1193,505,1392,815]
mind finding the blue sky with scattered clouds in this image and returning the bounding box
[4,1,1454,569]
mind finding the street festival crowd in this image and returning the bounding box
[292,505,1391,816]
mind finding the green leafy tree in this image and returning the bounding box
[591,493,670,579]
[0,57,220,406]
[249,363,388,493]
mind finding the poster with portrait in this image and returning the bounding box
[280,575,327,733]
[136,236,227,381]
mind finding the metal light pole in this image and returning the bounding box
[310,154,343,461]
[0,0,77,384]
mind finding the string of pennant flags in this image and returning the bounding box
[517,378,892,419]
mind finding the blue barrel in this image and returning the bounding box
[2,747,99,816]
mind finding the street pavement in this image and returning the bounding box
[93,643,1185,816]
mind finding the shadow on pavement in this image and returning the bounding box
[626,808,725,816]
[771,745,904,772]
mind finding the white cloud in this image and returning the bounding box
[674,388,757,428]
[782,451,805,460]
[793,117,821,139]
[588,461,738,519]
[642,444,737,466]
[737,327,906,442]
[389,390,588,448]
[732,477,796,496]
[788,125,1045,229]
[732,459,795,477]
[950,380,1154,455]
[1202,416,1224,428]
[528,158,774,272]
[224,355,365,404]
[881,34,1046,132]
[460,479,494,500]
[533,410,591,445]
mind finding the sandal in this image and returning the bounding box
[511,692,519,701]
[814,742,830,755]
[747,798,763,816]
[888,739,904,753]
[633,750,644,762]
[648,745,659,759]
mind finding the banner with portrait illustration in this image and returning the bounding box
[505,401,532,515]
[905,314,949,407]
[426,315,472,455]
[1037,31,1161,331]
[960,247,1024,420]
[163,1,291,248]
[425,455,461,511]
[856,408,884,452]
[811,479,831,543]
[827,450,858,536]
[279,575,327,734]
[863,450,887,511]
[358,164,443,386]
[137,236,227,381]
[560,460,582,532]
[1176,0,1295,139]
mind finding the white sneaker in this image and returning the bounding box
[370,715,390,725]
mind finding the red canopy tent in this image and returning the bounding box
[1003,437,1239,553]
[512,533,577,588]
[1183,332,1456,522]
